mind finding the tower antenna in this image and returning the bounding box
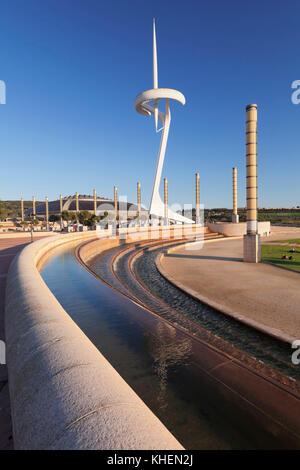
[153,18,159,131]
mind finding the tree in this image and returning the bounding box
[85,218,94,227]
[0,201,8,221]
[86,214,101,227]
[78,210,91,225]
[49,214,59,222]
[61,211,73,222]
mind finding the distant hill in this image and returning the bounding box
[1,200,300,225]
[0,200,42,220]
[184,208,300,225]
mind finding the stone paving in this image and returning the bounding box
[1,227,299,449]
[160,226,300,342]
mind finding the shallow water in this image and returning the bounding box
[91,243,299,382]
[134,246,299,380]
[41,243,296,449]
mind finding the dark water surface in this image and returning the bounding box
[40,243,295,449]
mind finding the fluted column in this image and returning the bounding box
[45,196,49,229]
[195,173,200,224]
[32,196,36,219]
[244,104,260,262]
[137,182,141,215]
[164,178,168,225]
[232,167,239,223]
[114,186,118,221]
[93,189,97,216]
[75,192,79,214]
[246,104,258,234]
[60,194,63,228]
[21,198,24,222]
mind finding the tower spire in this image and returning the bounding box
[153,17,158,89]
[153,17,159,131]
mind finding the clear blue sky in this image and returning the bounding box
[1,0,300,209]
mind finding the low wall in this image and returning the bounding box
[5,230,184,450]
[207,221,271,237]
[0,231,58,239]
[81,224,205,264]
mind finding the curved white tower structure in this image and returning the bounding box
[134,19,193,224]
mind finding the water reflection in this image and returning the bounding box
[145,323,192,410]
[40,244,299,449]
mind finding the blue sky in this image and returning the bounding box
[1,0,300,208]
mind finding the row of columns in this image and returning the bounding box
[113,178,200,225]
[21,163,251,230]
[162,174,201,224]
[21,101,259,260]
[22,191,98,224]
[21,178,200,225]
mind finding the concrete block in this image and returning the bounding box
[243,233,261,263]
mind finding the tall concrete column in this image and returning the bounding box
[32,196,36,219]
[75,192,79,223]
[232,167,239,223]
[21,198,24,223]
[93,189,97,216]
[195,173,200,224]
[60,194,63,228]
[137,182,141,216]
[75,192,79,213]
[164,178,168,225]
[114,186,118,221]
[45,196,49,229]
[244,104,260,262]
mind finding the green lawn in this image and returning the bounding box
[261,244,300,272]
[270,238,300,244]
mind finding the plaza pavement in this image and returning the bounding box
[160,226,300,342]
[0,227,299,449]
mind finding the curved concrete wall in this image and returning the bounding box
[5,231,183,450]
[207,221,270,237]
[80,224,205,264]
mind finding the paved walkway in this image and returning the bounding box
[160,226,300,342]
[0,235,45,450]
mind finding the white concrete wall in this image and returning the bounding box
[0,231,58,238]
[207,221,270,237]
[5,230,183,450]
